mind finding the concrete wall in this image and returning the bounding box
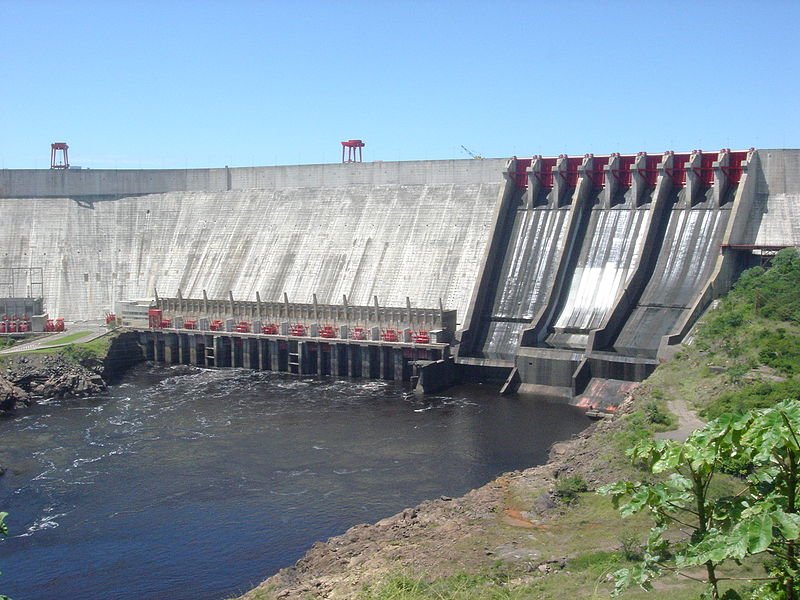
[742,150,800,246]
[0,159,507,198]
[0,177,502,322]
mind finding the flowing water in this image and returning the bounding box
[0,365,590,599]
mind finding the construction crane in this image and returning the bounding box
[460,145,483,160]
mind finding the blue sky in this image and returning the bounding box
[1,0,798,169]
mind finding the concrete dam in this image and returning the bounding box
[0,149,797,399]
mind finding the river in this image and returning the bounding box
[0,364,589,599]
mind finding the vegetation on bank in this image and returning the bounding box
[346,250,800,600]
[0,331,115,366]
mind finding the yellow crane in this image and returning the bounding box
[460,145,483,160]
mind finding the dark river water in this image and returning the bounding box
[0,364,589,600]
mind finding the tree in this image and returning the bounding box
[600,400,800,599]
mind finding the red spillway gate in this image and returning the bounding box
[514,158,532,189]
[533,156,557,190]
[723,150,749,185]
[587,155,610,189]
[697,151,716,187]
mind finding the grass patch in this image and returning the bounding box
[0,332,114,363]
[37,330,91,347]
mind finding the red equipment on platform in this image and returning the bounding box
[234,321,250,333]
[148,309,163,329]
[290,324,307,337]
[341,139,365,163]
[105,312,116,325]
[210,319,223,331]
[319,325,336,339]
[413,330,430,344]
[50,142,69,169]
[183,319,197,330]
[261,323,278,335]
[55,318,65,332]
[351,327,366,340]
[381,329,399,342]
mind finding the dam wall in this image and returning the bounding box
[0,159,507,198]
[1,150,797,396]
[0,160,506,322]
[742,149,800,247]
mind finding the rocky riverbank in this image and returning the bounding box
[0,354,107,412]
[241,396,639,600]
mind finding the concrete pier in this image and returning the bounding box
[137,329,444,383]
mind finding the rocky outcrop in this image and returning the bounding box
[0,376,29,411]
[0,355,106,411]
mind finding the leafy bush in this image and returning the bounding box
[643,400,671,425]
[601,399,800,600]
[554,475,588,505]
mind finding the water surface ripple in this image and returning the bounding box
[0,365,589,599]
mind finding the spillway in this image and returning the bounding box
[613,190,731,357]
[473,204,570,360]
[548,194,651,349]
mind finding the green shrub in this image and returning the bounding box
[643,400,671,425]
[554,475,588,505]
